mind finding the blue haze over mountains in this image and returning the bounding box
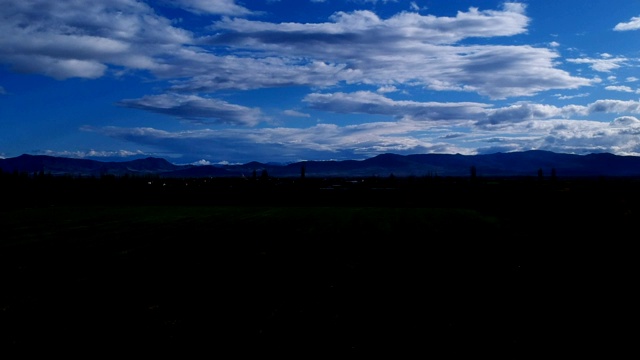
[3,151,640,178]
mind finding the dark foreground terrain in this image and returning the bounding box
[1,174,637,355]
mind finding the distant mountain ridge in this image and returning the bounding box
[2,150,640,178]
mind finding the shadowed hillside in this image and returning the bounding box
[4,150,640,178]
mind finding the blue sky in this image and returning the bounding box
[2,0,640,165]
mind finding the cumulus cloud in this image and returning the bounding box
[304,92,640,127]
[118,94,264,126]
[377,86,398,93]
[614,16,640,31]
[202,3,590,99]
[554,93,590,100]
[283,110,311,117]
[587,99,640,114]
[7,56,107,80]
[567,56,628,72]
[482,103,567,125]
[0,0,192,79]
[169,0,255,16]
[166,58,360,92]
[605,85,636,93]
[92,120,472,163]
[210,3,529,44]
[0,1,592,100]
[209,4,528,45]
[93,108,640,163]
[611,116,640,127]
[192,159,212,165]
[303,91,490,122]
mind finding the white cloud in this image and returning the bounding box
[204,5,589,99]
[82,90,640,162]
[0,1,592,100]
[192,159,212,166]
[611,116,640,127]
[377,86,398,93]
[169,0,255,16]
[305,92,640,126]
[303,91,490,122]
[0,0,192,79]
[118,94,264,126]
[283,110,311,117]
[166,58,359,92]
[554,93,590,100]
[6,56,107,80]
[93,108,640,163]
[614,16,640,31]
[482,103,567,125]
[605,85,634,93]
[92,121,473,163]
[567,56,627,72]
[211,5,528,45]
[587,99,640,114]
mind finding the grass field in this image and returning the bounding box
[1,178,636,355]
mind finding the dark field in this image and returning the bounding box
[1,175,636,355]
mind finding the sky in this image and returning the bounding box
[2,0,640,165]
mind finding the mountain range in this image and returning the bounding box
[2,150,640,178]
